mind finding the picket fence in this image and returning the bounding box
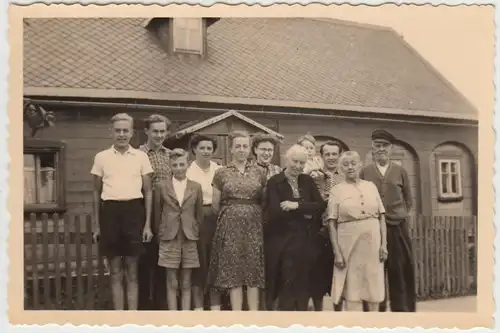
[24,213,477,310]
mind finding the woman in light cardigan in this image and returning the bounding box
[326,151,388,311]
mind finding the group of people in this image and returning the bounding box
[91,112,417,312]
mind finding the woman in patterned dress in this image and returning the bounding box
[265,144,326,311]
[208,130,266,311]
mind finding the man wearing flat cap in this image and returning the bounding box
[360,129,416,312]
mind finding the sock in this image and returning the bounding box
[194,307,203,311]
[210,305,221,311]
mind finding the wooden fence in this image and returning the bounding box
[24,213,478,310]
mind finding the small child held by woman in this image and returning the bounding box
[297,133,325,179]
[158,149,204,310]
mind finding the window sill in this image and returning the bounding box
[437,196,463,203]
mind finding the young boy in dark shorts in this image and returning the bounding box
[158,149,204,311]
[91,113,154,310]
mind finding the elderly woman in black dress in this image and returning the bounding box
[208,130,266,311]
[265,144,326,311]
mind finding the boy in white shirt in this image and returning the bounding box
[91,113,154,310]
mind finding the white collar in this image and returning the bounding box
[172,177,187,184]
[192,160,215,172]
[110,145,135,155]
[376,162,389,169]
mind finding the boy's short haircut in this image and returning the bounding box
[170,148,189,161]
[144,114,172,130]
[111,113,134,126]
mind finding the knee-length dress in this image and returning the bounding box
[326,179,386,304]
[208,162,266,290]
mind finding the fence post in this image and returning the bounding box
[41,213,52,309]
[97,247,106,310]
[417,215,425,298]
[85,214,94,310]
[29,213,39,309]
[423,216,431,299]
[53,213,62,309]
[445,216,452,295]
[461,217,468,294]
[64,214,73,309]
[450,216,457,294]
[75,215,84,309]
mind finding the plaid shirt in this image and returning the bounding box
[316,167,344,201]
[317,167,344,226]
[138,143,172,189]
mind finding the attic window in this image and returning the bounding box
[172,18,204,55]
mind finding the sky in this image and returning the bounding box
[322,4,494,115]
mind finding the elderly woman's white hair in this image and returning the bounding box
[285,144,308,162]
[338,150,362,166]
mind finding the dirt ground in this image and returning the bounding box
[320,296,477,312]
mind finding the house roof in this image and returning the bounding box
[23,18,478,121]
[169,110,285,141]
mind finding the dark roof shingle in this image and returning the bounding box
[23,18,477,118]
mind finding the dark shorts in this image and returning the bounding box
[99,198,145,258]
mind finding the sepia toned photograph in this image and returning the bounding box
[8,3,494,329]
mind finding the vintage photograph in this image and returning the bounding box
[10,3,493,329]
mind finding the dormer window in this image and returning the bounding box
[172,18,204,55]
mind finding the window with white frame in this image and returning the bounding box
[24,141,65,212]
[438,159,462,199]
[172,18,204,55]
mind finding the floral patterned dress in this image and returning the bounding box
[208,162,266,291]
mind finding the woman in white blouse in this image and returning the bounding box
[326,151,388,311]
[186,134,222,311]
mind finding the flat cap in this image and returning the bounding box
[371,129,396,143]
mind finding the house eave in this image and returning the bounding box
[23,86,479,122]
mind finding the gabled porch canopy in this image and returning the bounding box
[169,110,285,142]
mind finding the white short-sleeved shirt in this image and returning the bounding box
[186,160,221,205]
[326,179,385,223]
[90,146,154,201]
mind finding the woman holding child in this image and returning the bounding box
[208,130,267,311]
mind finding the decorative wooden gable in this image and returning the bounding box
[167,110,283,165]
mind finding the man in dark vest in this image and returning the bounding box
[360,129,416,312]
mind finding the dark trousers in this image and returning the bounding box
[363,220,416,312]
[138,239,167,310]
[278,294,309,311]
